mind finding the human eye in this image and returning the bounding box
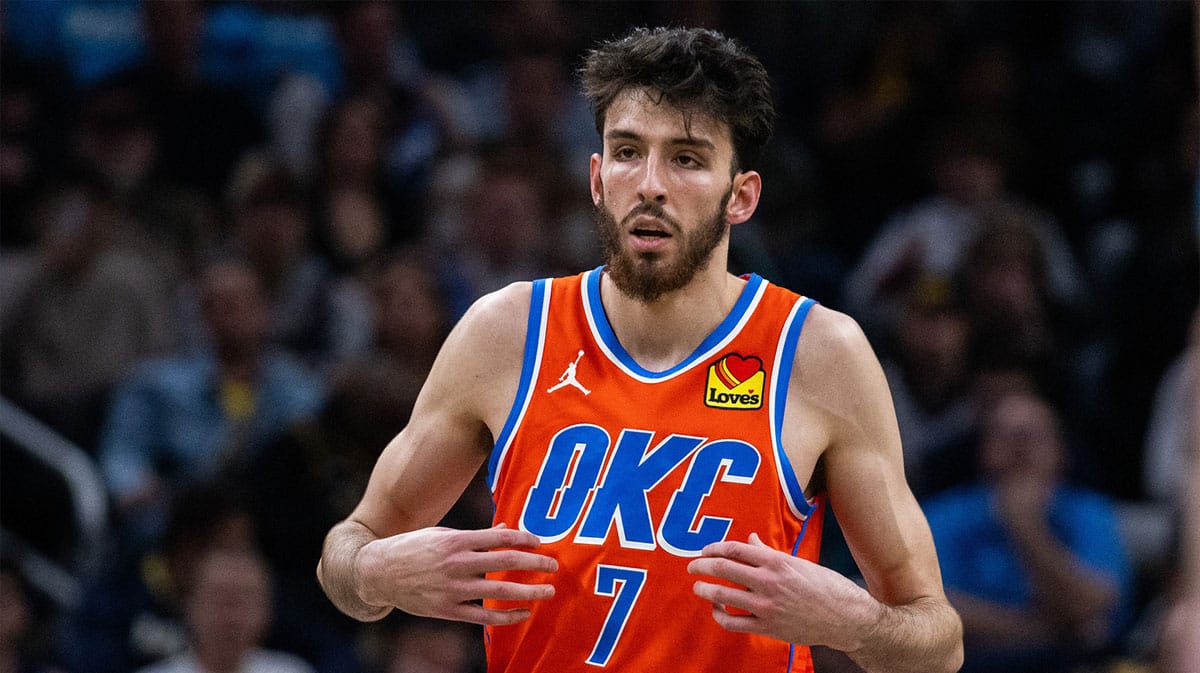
[675,153,704,169]
[612,146,639,160]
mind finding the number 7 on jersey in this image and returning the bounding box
[586,565,647,667]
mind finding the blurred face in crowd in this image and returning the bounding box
[235,198,309,280]
[897,299,970,406]
[469,170,545,264]
[200,262,270,356]
[373,257,447,357]
[186,550,271,667]
[590,88,758,302]
[979,392,1064,484]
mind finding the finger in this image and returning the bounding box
[687,557,761,589]
[459,526,544,551]
[462,549,559,575]
[692,580,757,613]
[697,539,773,567]
[445,602,533,626]
[473,578,556,602]
[708,602,761,635]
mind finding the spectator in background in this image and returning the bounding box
[221,154,372,370]
[0,38,69,249]
[457,0,602,188]
[247,252,465,673]
[0,175,176,450]
[117,0,264,198]
[882,274,976,498]
[135,548,314,673]
[68,77,218,285]
[957,204,1087,394]
[62,484,259,673]
[923,390,1131,673]
[841,118,1085,341]
[98,258,323,550]
[311,95,402,266]
[329,0,470,234]
[432,147,568,316]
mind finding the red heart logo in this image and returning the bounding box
[717,354,763,387]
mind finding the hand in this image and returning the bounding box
[687,533,881,651]
[355,524,558,625]
[994,474,1054,531]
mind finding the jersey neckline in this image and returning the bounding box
[581,266,767,383]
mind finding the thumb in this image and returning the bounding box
[748,532,768,547]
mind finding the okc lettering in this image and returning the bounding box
[707,388,761,406]
[519,424,761,557]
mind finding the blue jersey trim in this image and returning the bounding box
[772,297,817,519]
[584,266,765,380]
[785,497,820,673]
[488,278,549,490]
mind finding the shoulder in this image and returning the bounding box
[447,281,536,354]
[791,304,883,399]
[414,281,536,427]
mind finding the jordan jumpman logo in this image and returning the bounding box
[547,350,591,396]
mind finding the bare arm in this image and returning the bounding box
[815,309,962,673]
[317,283,558,624]
[689,306,962,673]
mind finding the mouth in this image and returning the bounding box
[628,215,673,239]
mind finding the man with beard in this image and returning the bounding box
[318,27,963,673]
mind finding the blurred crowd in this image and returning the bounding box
[0,2,1196,673]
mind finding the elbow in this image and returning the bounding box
[944,639,964,673]
[941,606,965,673]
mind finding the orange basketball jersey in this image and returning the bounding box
[485,267,825,672]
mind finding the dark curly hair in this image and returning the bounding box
[579,27,776,172]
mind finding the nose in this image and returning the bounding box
[637,154,668,203]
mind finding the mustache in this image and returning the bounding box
[619,202,680,232]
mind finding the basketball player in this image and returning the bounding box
[319,27,963,673]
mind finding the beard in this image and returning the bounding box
[593,189,731,303]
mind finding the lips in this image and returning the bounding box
[628,215,673,238]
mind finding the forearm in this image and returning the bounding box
[845,596,963,673]
[317,519,393,622]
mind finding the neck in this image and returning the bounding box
[600,264,745,372]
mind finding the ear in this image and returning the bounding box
[725,170,761,225]
[589,153,603,206]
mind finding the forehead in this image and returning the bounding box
[604,88,731,150]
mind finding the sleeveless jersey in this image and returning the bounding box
[485,267,825,672]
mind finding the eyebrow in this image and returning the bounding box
[605,129,716,151]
